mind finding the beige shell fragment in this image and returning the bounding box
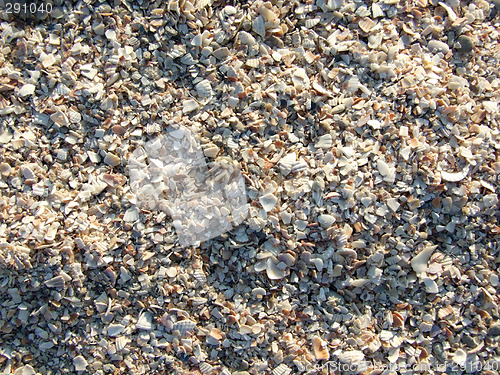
[73,355,88,372]
[291,68,310,90]
[358,17,375,33]
[312,336,330,360]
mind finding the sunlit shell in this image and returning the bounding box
[358,17,375,33]
[195,79,212,98]
[305,18,320,28]
[291,68,310,90]
[266,258,286,280]
[312,336,329,360]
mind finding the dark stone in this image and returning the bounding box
[488,325,500,337]
[456,35,474,53]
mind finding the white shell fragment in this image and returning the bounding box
[411,245,437,274]
[441,166,469,182]
[195,79,212,98]
[18,84,36,98]
[136,312,154,331]
[259,193,278,212]
[73,355,88,372]
[107,324,125,337]
[172,320,196,337]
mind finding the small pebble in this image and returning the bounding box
[455,35,474,53]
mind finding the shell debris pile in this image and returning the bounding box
[0,0,500,374]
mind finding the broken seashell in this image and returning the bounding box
[195,79,212,98]
[266,257,286,280]
[312,336,330,360]
[172,320,196,337]
[44,275,65,289]
[259,193,278,212]
[411,245,437,274]
[440,166,469,182]
[136,311,153,330]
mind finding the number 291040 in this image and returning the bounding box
[5,2,53,14]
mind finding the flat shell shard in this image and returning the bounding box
[440,166,469,182]
[252,16,266,38]
[428,40,450,54]
[73,355,88,372]
[312,336,330,360]
[50,111,70,126]
[238,31,256,46]
[136,312,154,330]
[372,3,384,17]
[108,324,125,337]
[266,258,286,280]
[195,79,212,98]
[183,99,199,113]
[104,153,121,167]
[377,159,390,176]
[411,245,437,274]
[18,84,36,98]
[259,193,278,212]
[423,277,439,293]
[80,63,98,80]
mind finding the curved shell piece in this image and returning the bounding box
[266,257,286,280]
[440,166,469,182]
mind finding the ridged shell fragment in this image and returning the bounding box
[195,79,212,98]
[172,320,196,337]
[358,18,375,33]
[136,312,153,330]
[272,363,291,375]
[44,275,65,289]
